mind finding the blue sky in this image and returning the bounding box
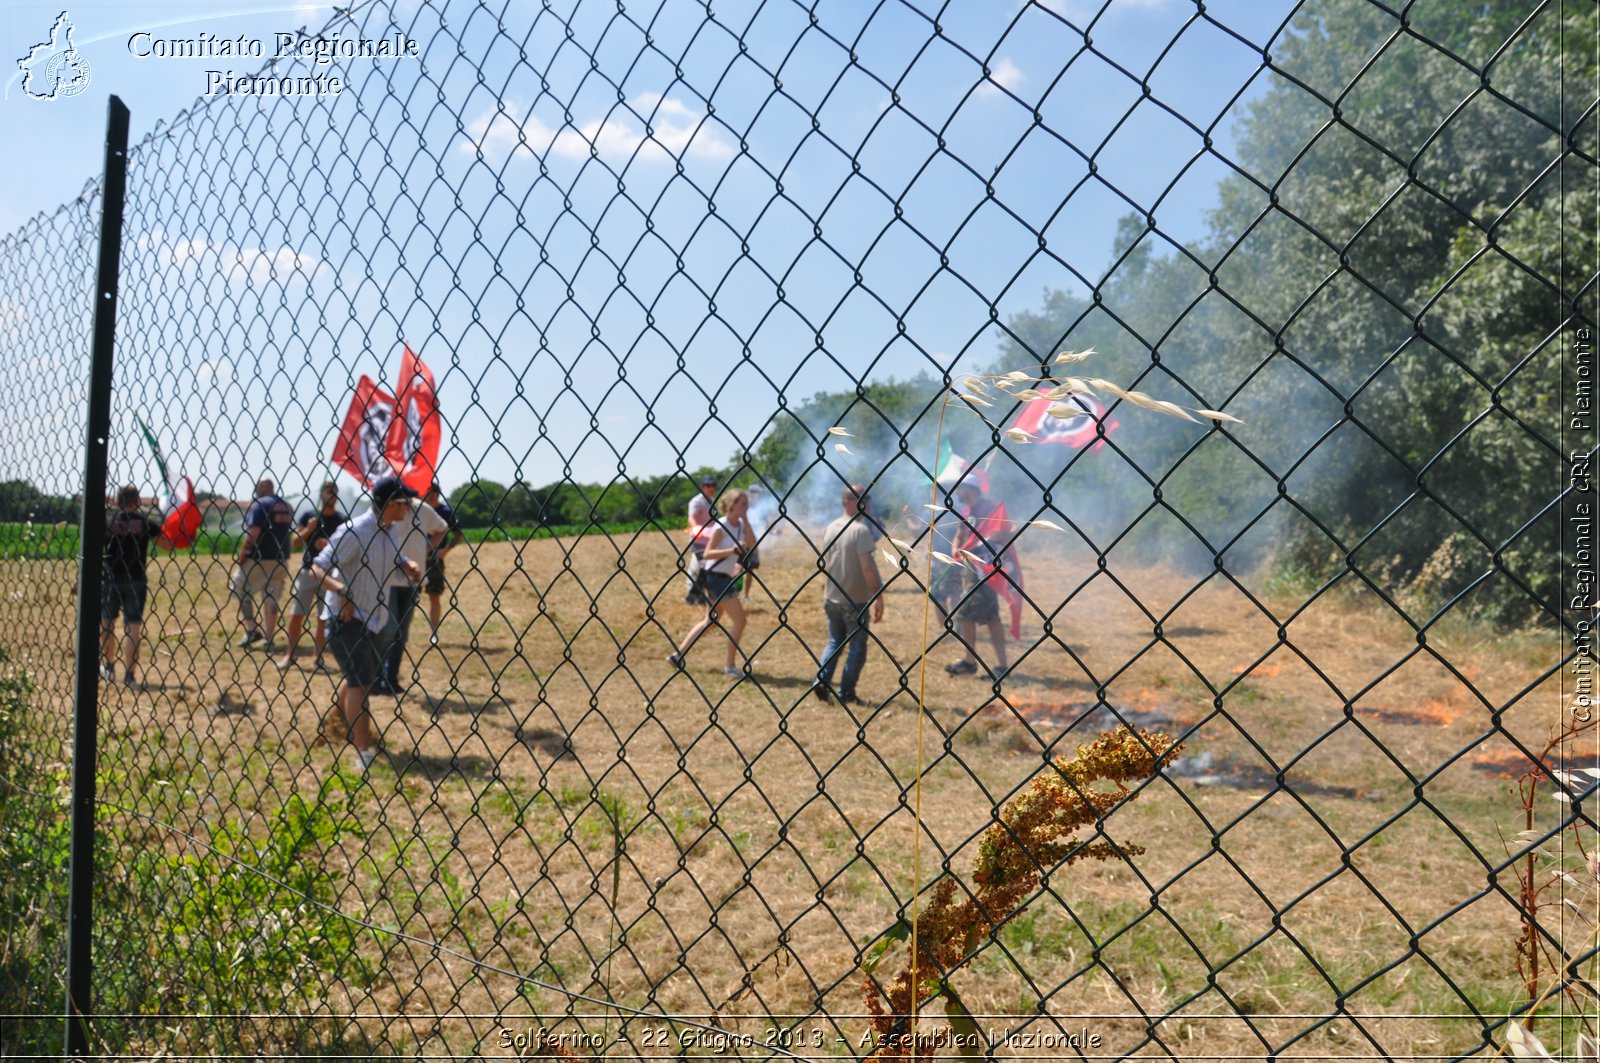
[1,0,1298,502]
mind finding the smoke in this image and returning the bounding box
[748,381,1274,618]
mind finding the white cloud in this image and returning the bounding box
[461,93,735,164]
[978,57,1026,96]
[196,357,234,386]
[166,237,326,287]
[1034,0,1171,18]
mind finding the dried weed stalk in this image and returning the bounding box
[1493,706,1600,1057]
[861,727,1184,1060]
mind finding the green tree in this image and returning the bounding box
[1212,0,1593,617]
[983,1,1595,614]
[447,479,506,528]
[0,480,78,523]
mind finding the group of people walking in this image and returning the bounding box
[97,474,465,770]
[668,475,1014,708]
[98,468,1016,771]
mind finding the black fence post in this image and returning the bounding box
[65,94,129,1063]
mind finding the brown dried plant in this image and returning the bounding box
[860,726,1184,1060]
[1491,708,1600,1058]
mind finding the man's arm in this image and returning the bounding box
[858,539,885,621]
[144,514,173,552]
[311,559,356,621]
[416,502,449,556]
[289,514,318,550]
[236,524,261,565]
[438,523,465,556]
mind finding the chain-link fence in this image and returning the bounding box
[2,0,1597,1059]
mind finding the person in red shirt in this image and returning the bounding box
[944,481,1012,680]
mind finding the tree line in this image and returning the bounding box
[445,471,719,530]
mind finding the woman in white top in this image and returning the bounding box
[667,488,757,677]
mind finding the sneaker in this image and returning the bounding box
[945,659,978,675]
[275,656,295,672]
[723,666,748,679]
[99,664,115,682]
[429,632,439,646]
[353,747,379,772]
[123,676,143,691]
[312,657,331,672]
[665,652,684,668]
[237,630,262,648]
[810,683,833,704]
[260,640,276,654]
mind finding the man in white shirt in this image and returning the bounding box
[375,490,449,695]
[684,473,718,604]
[312,476,421,769]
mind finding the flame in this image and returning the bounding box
[1471,749,1543,779]
[1356,698,1468,727]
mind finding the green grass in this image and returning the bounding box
[0,517,691,560]
[462,516,688,544]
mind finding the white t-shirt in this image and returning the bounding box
[389,500,449,586]
[702,516,749,576]
[688,492,712,526]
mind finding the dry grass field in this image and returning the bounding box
[0,519,1573,1061]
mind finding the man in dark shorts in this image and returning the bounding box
[278,480,345,671]
[99,484,170,688]
[312,476,421,771]
[231,477,295,650]
[944,481,1010,680]
[422,482,465,642]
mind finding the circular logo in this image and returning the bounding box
[44,48,91,97]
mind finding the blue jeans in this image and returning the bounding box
[818,600,871,700]
[383,584,420,688]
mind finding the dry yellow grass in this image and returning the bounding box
[0,522,1571,1060]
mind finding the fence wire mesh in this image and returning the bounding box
[1,0,1597,1059]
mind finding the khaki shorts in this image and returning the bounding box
[289,565,326,618]
[231,560,288,610]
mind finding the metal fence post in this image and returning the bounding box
[65,94,129,1063]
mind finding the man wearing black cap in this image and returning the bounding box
[684,473,718,605]
[311,475,421,771]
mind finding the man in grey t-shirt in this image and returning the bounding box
[312,476,422,771]
[813,483,884,706]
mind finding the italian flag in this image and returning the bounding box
[931,440,990,494]
[137,417,200,548]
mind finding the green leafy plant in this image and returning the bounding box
[96,773,376,1051]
